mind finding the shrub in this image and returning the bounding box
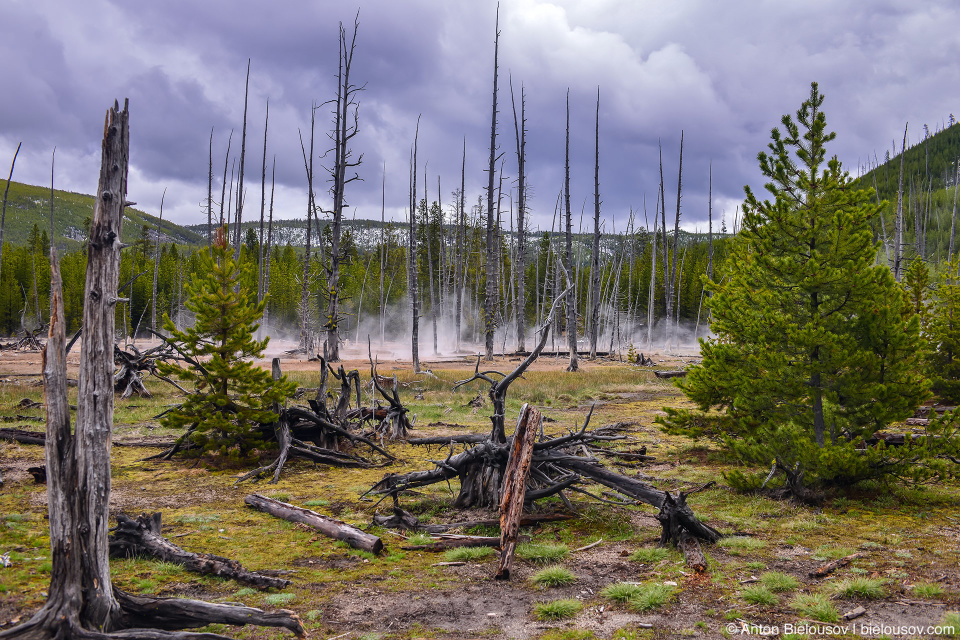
[533,599,582,621]
[530,566,576,588]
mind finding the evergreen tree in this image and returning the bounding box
[157,229,295,458]
[927,259,960,402]
[663,83,931,496]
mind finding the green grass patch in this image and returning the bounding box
[530,566,576,588]
[830,577,886,599]
[759,571,799,592]
[406,533,434,546]
[629,547,670,563]
[601,582,644,602]
[740,585,777,606]
[443,546,495,562]
[627,583,677,612]
[941,611,960,637]
[717,536,765,555]
[539,630,595,640]
[516,543,569,565]
[533,599,582,621]
[303,499,329,507]
[812,544,856,561]
[791,593,839,622]
[912,583,945,599]
[234,587,257,597]
[264,592,295,606]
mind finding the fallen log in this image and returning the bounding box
[679,532,707,573]
[109,513,290,589]
[245,493,383,555]
[905,418,930,426]
[0,427,46,445]
[809,552,862,578]
[654,370,687,379]
[496,403,541,580]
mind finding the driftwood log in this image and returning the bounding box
[245,493,383,555]
[109,513,290,589]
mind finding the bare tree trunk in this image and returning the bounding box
[409,119,422,372]
[894,123,907,281]
[455,140,466,352]
[150,190,164,337]
[509,80,527,353]
[219,130,233,229]
[658,143,670,345]
[299,106,317,350]
[484,6,501,362]
[589,87,602,359]
[234,59,251,258]
[563,91,578,371]
[669,132,683,348]
[380,163,387,346]
[325,15,363,362]
[258,99,269,302]
[951,157,959,262]
[0,142,21,286]
[646,196,658,350]
[263,157,276,334]
[207,128,213,251]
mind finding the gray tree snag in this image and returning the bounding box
[219,130,233,229]
[646,195,658,349]
[207,128,214,251]
[150,189,164,336]
[409,119,422,372]
[455,138,466,352]
[563,90,578,372]
[323,14,363,362]
[262,157,276,333]
[950,157,959,262]
[589,87,602,359]
[258,99,269,302]
[658,142,671,346]
[2,100,303,640]
[298,106,317,350]
[0,142,21,285]
[484,4,501,362]
[670,131,683,349]
[510,78,527,353]
[234,59,251,258]
[894,123,907,281]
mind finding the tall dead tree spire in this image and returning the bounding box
[510,76,527,353]
[484,3,501,362]
[589,86,602,359]
[563,89,578,372]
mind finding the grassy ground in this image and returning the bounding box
[1,356,958,639]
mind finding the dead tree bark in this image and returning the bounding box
[894,123,907,281]
[484,5,501,362]
[298,105,317,350]
[109,513,290,590]
[589,87,602,360]
[257,99,269,303]
[495,403,541,580]
[233,59,251,258]
[245,494,383,554]
[150,189,164,336]
[563,90,578,371]
[409,119,422,372]
[2,100,303,640]
[0,142,22,286]
[510,78,527,353]
[455,139,466,352]
[323,14,363,362]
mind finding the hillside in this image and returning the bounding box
[0,180,203,249]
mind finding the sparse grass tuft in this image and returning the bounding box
[443,546,495,562]
[759,571,799,592]
[264,592,295,606]
[941,611,960,637]
[627,583,677,612]
[303,499,329,507]
[812,544,856,561]
[717,536,765,555]
[516,543,569,565]
[791,593,839,622]
[406,532,434,546]
[530,566,576,588]
[740,585,778,606]
[629,547,670,563]
[912,583,945,599]
[601,582,644,602]
[533,599,582,620]
[831,577,886,599]
[304,609,322,621]
[234,587,257,597]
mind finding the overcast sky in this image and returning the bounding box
[2,0,958,235]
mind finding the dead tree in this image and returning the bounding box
[495,403,540,580]
[408,118,422,372]
[246,494,383,554]
[894,123,907,281]
[509,78,527,353]
[150,190,165,335]
[563,90,578,371]
[1,100,303,640]
[0,142,21,286]
[589,87,602,359]
[484,5,501,362]
[113,342,188,398]
[322,14,364,362]
[368,339,414,439]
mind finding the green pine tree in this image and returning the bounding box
[927,259,960,403]
[158,228,295,458]
[662,83,931,496]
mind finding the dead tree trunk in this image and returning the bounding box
[455,139,466,352]
[2,100,303,640]
[589,87,602,360]
[0,142,22,287]
[563,90,578,371]
[245,494,383,554]
[894,123,907,281]
[484,6,501,362]
[495,403,541,580]
[510,79,527,353]
[409,119,422,372]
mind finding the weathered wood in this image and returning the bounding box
[679,532,707,573]
[245,493,383,555]
[653,370,687,379]
[109,513,290,590]
[408,434,490,446]
[496,404,541,580]
[809,552,861,578]
[0,428,46,445]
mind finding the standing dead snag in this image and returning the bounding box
[2,100,303,640]
[496,403,541,580]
